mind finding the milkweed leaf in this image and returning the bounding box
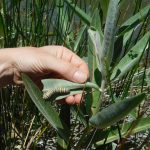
[22,74,69,141]
[111,31,150,80]
[89,93,145,128]
[42,79,100,101]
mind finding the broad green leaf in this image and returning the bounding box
[89,93,145,128]
[102,0,119,65]
[42,79,100,101]
[22,74,69,141]
[64,0,91,25]
[111,31,150,80]
[95,117,150,145]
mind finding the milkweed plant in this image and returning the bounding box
[1,0,150,149]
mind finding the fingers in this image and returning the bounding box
[41,46,89,104]
[41,46,89,75]
[41,46,89,83]
[58,94,83,105]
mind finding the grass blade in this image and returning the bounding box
[74,25,87,52]
[64,0,91,25]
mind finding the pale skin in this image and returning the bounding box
[0,46,89,104]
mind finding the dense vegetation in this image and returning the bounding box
[0,0,150,149]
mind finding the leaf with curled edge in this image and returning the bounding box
[42,79,100,101]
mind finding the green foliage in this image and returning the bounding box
[1,0,150,149]
[89,93,145,128]
[95,116,150,146]
[42,79,100,101]
[111,31,150,80]
[22,74,69,142]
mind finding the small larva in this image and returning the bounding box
[43,88,70,100]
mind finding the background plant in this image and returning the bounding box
[0,0,150,149]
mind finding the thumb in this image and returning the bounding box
[44,56,88,83]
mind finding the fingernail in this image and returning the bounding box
[73,70,87,83]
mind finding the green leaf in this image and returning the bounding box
[22,74,69,141]
[99,0,110,18]
[95,117,150,145]
[87,34,101,115]
[89,93,145,128]
[88,28,102,73]
[42,79,100,101]
[111,31,150,80]
[74,25,87,52]
[91,8,103,42]
[119,4,150,36]
[87,8,103,115]
[122,4,150,27]
[102,0,119,65]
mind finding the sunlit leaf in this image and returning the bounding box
[88,28,102,73]
[111,31,150,80]
[122,4,150,27]
[102,0,119,66]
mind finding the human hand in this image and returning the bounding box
[0,46,89,104]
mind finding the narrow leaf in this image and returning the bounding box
[64,0,91,25]
[95,117,150,145]
[122,4,150,27]
[88,28,102,72]
[22,74,69,141]
[74,25,87,52]
[118,4,150,36]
